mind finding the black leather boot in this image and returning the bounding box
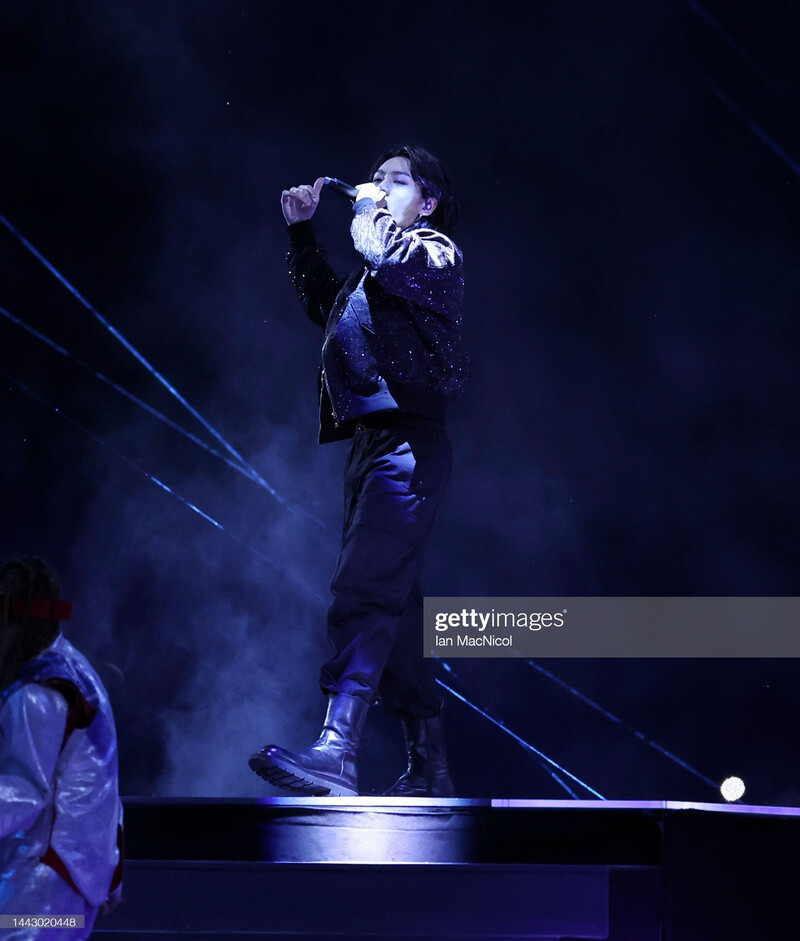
[383,713,455,797]
[249,693,368,797]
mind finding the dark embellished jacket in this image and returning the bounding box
[288,198,468,442]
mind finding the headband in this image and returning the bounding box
[0,596,73,621]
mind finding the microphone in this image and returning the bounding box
[323,177,358,200]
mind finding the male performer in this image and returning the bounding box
[0,557,122,937]
[250,145,468,797]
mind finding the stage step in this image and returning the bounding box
[96,860,625,939]
[93,798,799,939]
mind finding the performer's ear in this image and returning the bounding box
[421,197,438,217]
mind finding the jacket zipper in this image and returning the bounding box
[320,366,339,430]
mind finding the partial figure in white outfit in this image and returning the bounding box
[0,557,123,940]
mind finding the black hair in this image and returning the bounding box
[0,557,61,689]
[369,144,459,236]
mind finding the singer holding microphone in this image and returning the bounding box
[250,145,468,797]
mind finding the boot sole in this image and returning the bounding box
[249,751,358,797]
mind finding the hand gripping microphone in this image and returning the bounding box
[323,177,358,201]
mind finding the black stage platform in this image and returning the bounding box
[94,798,800,940]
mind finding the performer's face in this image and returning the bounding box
[372,156,436,229]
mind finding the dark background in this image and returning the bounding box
[1,0,799,803]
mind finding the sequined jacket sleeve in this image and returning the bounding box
[287,220,345,328]
[350,199,463,321]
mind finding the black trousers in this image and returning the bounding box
[319,415,452,719]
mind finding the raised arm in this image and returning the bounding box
[282,178,344,327]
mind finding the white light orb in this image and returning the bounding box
[720,776,746,802]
